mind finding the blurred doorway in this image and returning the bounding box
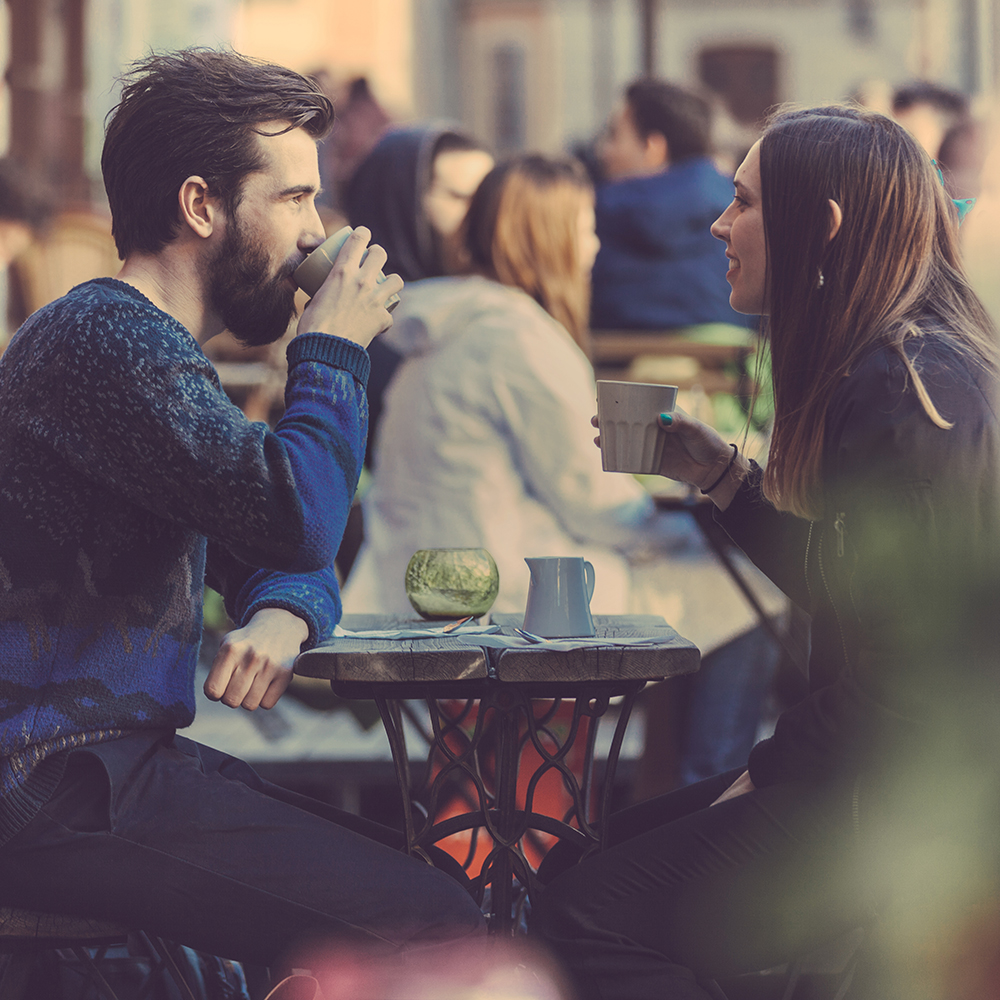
[5,0,89,205]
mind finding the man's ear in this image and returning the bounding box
[177,176,218,240]
[645,132,670,171]
[828,199,843,242]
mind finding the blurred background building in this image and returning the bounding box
[3,0,998,200]
[2,0,999,328]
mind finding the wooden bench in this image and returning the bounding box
[590,328,757,396]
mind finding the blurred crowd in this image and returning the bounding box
[299,70,995,801]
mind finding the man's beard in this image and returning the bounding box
[209,216,300,347]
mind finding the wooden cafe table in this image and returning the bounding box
[294,612,699,934]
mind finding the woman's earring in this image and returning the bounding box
[817,268,825,289]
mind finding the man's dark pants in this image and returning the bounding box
[0,730,485,968]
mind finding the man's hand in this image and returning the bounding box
[204,607,309,711]
[297,226,404,349]
[710,770,756,806]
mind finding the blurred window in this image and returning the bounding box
[698,46,779,126]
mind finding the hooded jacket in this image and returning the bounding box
[346,124,471,465]
[343,276,655,615]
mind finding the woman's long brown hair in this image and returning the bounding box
[759,105,998,519]
[464,155,594,356]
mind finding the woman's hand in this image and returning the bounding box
[592,406,749,508]
[657,408,750,510]
[710,770,756,806]
[652,406,730,484]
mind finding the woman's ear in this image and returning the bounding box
[644,132,670,171]
[177,176,217,240]
[828,199,843,242]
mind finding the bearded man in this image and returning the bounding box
[0,48,483,992]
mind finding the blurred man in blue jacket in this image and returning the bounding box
[591,79,748,332]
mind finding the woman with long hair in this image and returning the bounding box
[531,106,1000,998]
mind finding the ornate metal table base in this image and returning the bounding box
[376,681,643,934]
[294,613,700,935]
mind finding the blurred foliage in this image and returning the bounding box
[202,586,233,633]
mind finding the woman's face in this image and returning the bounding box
[577,202,601,275]
[423,149,495,238]
[711,141,767,315]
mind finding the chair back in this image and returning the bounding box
[11,211,119,317]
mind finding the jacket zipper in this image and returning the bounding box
[818,513,852,670]
[804,522,814,602]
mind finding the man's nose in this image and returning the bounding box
[302,210,327,253]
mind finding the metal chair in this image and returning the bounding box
[0,904,204,1000]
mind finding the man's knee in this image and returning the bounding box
[412,863,486,940]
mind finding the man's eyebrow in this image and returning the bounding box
[277,183,320,198]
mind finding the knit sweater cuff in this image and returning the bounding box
[287,333,371,387]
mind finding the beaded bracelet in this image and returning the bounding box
[700,443,739,495]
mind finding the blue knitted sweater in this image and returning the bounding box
[0,278,369,840]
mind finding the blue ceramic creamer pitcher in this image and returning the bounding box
[523,557,596,637]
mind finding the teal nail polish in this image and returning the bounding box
[659,412,673,426]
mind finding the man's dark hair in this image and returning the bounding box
[892,81,969,118]
[431,131,489,159]
[102,48,335,259]
[0,158,54,232]
[624,79,713,163]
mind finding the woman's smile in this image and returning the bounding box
[711,141,766,315]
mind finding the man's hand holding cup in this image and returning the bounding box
[296,226,403,349]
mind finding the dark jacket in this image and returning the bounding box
[590,157,749,331]
[718,331,1000,788]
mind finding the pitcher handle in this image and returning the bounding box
[584,560,595,602]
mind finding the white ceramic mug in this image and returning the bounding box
[523,556,596,638]
[293,225,401,311]
[597,380,679,474]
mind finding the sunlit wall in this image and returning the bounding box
[232,0,413,117]
[0,3,9,156]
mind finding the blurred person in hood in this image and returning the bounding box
[345,125,494,467]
